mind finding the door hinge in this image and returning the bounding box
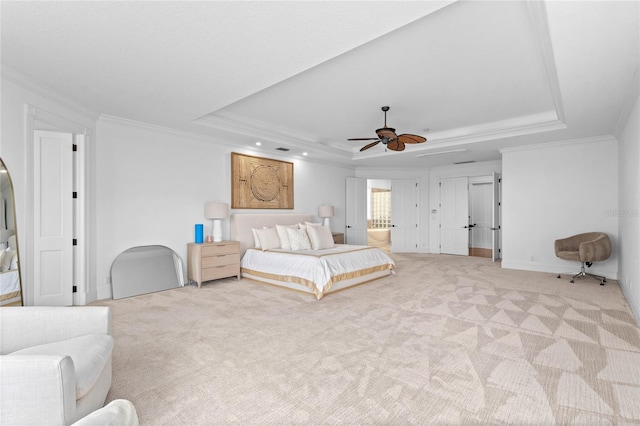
[72,144,78,152]
[72,191,78,199]
[72,239,78,246]
[416,182,418,187]
[499,178,502,183]
[72,285,77,293]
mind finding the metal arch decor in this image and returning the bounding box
[231,152,294,209]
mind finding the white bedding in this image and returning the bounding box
[0,269,20,301]
[241,244,394,299]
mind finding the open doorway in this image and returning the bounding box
[469,181,492,258]
[367,179,391,252]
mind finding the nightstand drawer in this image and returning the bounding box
[332,233,345,244]
[202,264,239,282]
[202,253,239,268]
[187,240,241,288]
[202,243,238,257]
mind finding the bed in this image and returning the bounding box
[367,228,390,248]
[231,213,394,299]
[0,269,21,304]
[0,234,21,305]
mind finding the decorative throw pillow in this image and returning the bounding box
[0,250,6,272]
[251,228,262,249]
[1,248,14,272]
[276,224,299,251]
[304,221,323,228]
[256,227,280,251]
[286,227,311,251]
[307,224,335,250]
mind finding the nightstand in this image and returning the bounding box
[187,241,240,288]
[332,233,345,244]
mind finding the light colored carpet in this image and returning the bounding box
[96,253,640,425]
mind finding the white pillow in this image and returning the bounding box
[256,227,280,250]
[275,224,299,251]
[286,227,311,251]
[251,228,262,249]
[1,248,14,272]
[9,253,18,270]
[0,250,6,272]
[305,221,322,228]
[307,224,335,250]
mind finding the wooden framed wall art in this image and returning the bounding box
[231,152,293,209]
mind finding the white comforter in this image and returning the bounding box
[241,244,394,299]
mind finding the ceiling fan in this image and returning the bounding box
[348,106,427,152]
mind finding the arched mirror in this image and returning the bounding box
[0,157,23,306]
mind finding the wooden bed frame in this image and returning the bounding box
[230,213,393,298]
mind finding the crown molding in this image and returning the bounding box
[354,110,565,160]
[499,134,617,154]
[99,114,356,170]
[98,114,221,144]
[526,0,566,124]
[1,65,99,123]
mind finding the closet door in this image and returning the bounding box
[345,177,367,245]
[391,179,418,252]
[33,130,73,306]
[440,177,469,256]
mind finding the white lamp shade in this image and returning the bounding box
[205,202,229,219]
[318,205,334,218]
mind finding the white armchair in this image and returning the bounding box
[0,306,114,425]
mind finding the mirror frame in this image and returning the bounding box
[0,157,23,306]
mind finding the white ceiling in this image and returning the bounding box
[2,1,638,168]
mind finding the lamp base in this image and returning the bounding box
[322,217,330,228]
[213,219,222,242]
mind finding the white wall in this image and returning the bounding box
[617,93,640,323]
[501,137,619,279]
[96,116,353,299]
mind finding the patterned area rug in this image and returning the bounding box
[97,253,640,424]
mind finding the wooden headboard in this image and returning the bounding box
[230,213,313,256]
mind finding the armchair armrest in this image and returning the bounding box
[579,235,612,262]
[0,307,111,354]
[0,355,77,425]
[72,399,138,426]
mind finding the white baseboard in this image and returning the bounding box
[501,260,618,281]
[620,285,640,326]
[97,284,112,301]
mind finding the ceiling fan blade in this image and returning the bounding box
[387,140,405,151]
[376,127,397,140]
[397,134,427,144]
[360,141,381,152]
[348,138,379,141]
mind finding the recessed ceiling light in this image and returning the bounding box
[255,141,261,146]
[303,152,308,156]
[422,128,431,132]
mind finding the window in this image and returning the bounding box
[370,188,391,228]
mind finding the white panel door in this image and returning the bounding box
[345,177,367,245]
[33,131,73,306]
[492,172,502,261]
[440,177,469,255]
[469,182,492,249]
[391,179,418,252]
